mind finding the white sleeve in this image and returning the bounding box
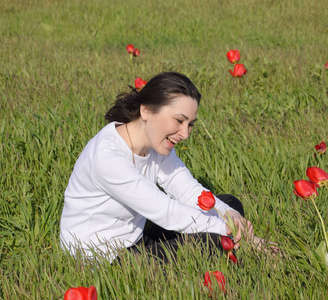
[157,149,235,216]
[91,149,228,235]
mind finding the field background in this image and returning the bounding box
[1,0,328,298]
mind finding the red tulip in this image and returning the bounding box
[306,167,328,187]
[229,64,247,77]
[126,44,134,54]
[221,236,238,264]
[134,77,147,90]
[203,271,226,293]
[315,141,326,154]
[221,236,234,251]
[325,61,328,69]
[228,252,238,264]
[293,180,318,200]
[197,190,216,211]
[133,48,140,57]
[64,286,97,300]
[226,49,240,64]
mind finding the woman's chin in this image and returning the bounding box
[156,147,173,156]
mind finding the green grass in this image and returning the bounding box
[1,0,328,298]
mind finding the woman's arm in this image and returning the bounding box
[156,149,256,247]
[157,149,235,216]
[91,149,229,236]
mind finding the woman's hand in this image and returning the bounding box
[252,236,281,255]
[224,210,254,249]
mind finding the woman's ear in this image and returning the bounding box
[140,105,150,122]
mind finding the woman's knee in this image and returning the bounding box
[216,194,245,217]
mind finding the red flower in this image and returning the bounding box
[221,236,234,251]
[197,190,216,211]
[315,141,326,154]
[229,64,247,77]
[64,286,97,300]
[133,48,140,57]
[293,180,318,201]
[226,49,240,64]
[306,167,328,187]
[221,236,238,264]
[126,44,134,54]
[229,252,238,264]
[203,271,226,293]
[325,61,328,69]
[134,77,147,90]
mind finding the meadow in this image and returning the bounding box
[1,0,328,298]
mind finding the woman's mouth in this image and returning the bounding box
[166,137,178,147]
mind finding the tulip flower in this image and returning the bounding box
[306,167,328,187]
[229,64,247,77]
[133,48,140,57]
[294,178,328,253]
[325,61,328,69]
[203,271,226,294]
[126,44,134,54]
[64,285,97,300]
[221,236,238,264]
[226,49,240,64]
[134,77,147,90]
[197,191,237,241]
[221,236,234,252]
[315,141,327,155]
[229,252,238,264]
[197,190,216,211]
[293,180,318,200]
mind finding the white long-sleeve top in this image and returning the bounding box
[60,122,233,261]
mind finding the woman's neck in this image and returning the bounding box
[116,120,149,157]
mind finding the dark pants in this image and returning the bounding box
[128,194,244,263]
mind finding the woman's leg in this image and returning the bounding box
[141,221,180,246]
[216,194,245,217]
[130,232,225,264]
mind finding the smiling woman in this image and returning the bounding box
[124,94,198,157]
[60,72,255,263]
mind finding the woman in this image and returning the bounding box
[60,72,256,263]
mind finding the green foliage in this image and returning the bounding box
[1,0,328,298]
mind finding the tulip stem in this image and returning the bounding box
[214,207,237,239]
[310,198,328,252]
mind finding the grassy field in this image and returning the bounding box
[1,0,328,298]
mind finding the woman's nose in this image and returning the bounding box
[179,124,191,140]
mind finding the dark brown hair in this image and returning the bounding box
[105,72,201,123]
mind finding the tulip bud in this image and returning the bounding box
[197,190,216,211]
[126,44,134,54]
[293,180,318,200]
[228,252,238,264]
[133,48,140,57]
[64,285,97,300]
[221,236,234,251]
[203,271,226,293]
[226,49,241,64]
[134,77,147,90]
[315,141,326,155]
[306,167,328,187]
[229,64,247,77]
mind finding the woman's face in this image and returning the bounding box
[141,95,199,156]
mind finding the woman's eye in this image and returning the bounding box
[176,119,183,124]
